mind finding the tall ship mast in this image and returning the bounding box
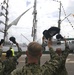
[0,0,9,43]
[32,0,37,41]
[0,0,31,44]
[58,1,61,29]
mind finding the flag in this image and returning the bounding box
[6,7,32,30]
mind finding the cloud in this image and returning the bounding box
[66,1,74,14]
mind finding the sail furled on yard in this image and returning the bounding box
[6,7,32,30]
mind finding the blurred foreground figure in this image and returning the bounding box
[0,39,4,57]
[3,39,22,75]
[50,38,69,75]
[0,39,4,75]
[11,38,69,75]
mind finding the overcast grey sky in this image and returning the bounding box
[0,0,74,44]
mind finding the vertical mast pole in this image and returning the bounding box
[32,0,37,41]
[4,0,9,43]
[58,1,61,30]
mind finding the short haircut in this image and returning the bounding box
[27,42,42,56]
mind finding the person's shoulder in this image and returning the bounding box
[11,67,23,75]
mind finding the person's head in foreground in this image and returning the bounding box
[26,42,43,64]
[56,48,62,56]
